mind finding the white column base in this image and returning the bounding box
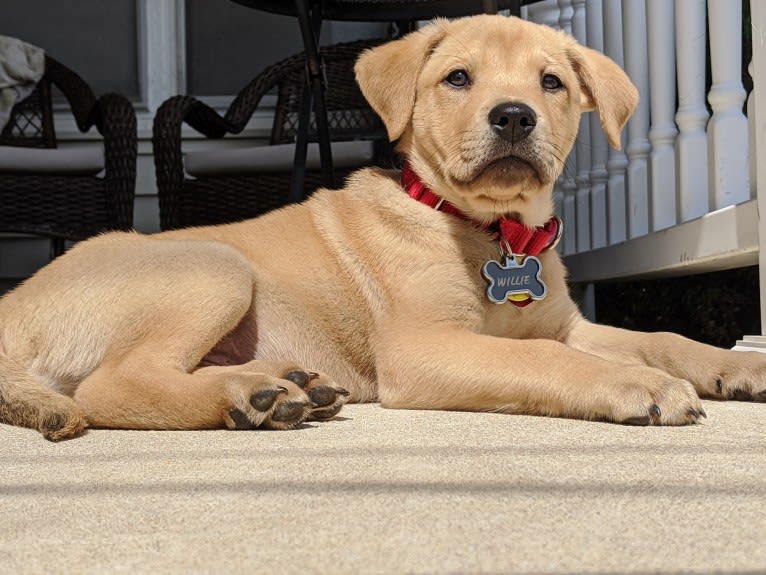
[732,336,766,353]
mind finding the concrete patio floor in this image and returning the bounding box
[2,400,765,574]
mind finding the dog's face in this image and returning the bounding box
[355,15,638,226]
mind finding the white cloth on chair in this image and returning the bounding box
[0,35,45,132]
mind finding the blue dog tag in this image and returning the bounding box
[482,255,547,305]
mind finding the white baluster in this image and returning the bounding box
[622,0,651,238]
[647,0,678,231]
[558,1,573,34]
[527,1,563,235]
[750,0,766,332]
[573,0,592,252]
[707,0,749,209]
[675,0,709,222]
[748,59,756,199]
[603,0,628,244]
[559,0,577,254]
[526,0,561,28]
[586,0,608,249]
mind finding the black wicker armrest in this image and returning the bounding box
[42,55,137,230]
[43,56,98,133]
[152,54,304,230]
[152,96,235,230]
[96,92,137,229]
[223,50,305,129]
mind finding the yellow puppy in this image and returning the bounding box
[1,15,764,440]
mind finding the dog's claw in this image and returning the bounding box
[309,403,345,421]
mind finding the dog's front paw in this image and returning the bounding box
[602,366,705,426]
[283,369,350,421]
[222,374,311,430]
[696,350,766,402]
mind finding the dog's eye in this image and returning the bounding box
[445,69,470,88]
[542,74,563,91]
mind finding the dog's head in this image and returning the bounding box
[355,15,638,226]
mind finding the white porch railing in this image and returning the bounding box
[522,0,766,338]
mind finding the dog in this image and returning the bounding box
[1,15,764,441]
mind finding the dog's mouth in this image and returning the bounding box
[467,153,544,187]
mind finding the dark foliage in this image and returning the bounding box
[594,266,760,349]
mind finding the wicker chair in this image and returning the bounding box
[152,39,392,230]
[0,55,137,258]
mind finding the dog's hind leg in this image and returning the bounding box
[74,359,314,431]
[64,235,314,431]
[0,354,86,440]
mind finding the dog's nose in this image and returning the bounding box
[488,102,537,143]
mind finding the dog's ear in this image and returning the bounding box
[568,44,639,150]
[355,21,449,141]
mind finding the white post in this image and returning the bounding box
[707,0,749,210]
[559,0,577,254]
[647,0,678,231]
[573,0,592,252]
[526,0,561,29]
[748,59,756,199]
[586,0,608,249]
[140,0,184,112]
[603,0,628,245]
[622,0,651,238]
[751,0,766,334]
[527,1,565,242]
[675,0,709,222]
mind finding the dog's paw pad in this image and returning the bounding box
[271,400,309,422]
[284,370,317,388]
[250,386,287,411]
[730,388,753,401]
[281,370,350,422]
[226,407,255,430]
[223,374,310,430]
[308,384,340,407]
[309,386,350,420]
[622,404,662,426]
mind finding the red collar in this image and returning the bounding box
[401,162,561,258]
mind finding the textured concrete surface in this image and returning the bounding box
[2,401,765,574]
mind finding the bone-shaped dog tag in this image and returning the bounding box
[482,255,547,305]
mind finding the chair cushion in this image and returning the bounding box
[184,140,376,177]
[0,145,104,175]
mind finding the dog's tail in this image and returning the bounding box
[0,349,86,441]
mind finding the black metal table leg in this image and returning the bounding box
[289,80,312,203]
[292,0,335,196]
